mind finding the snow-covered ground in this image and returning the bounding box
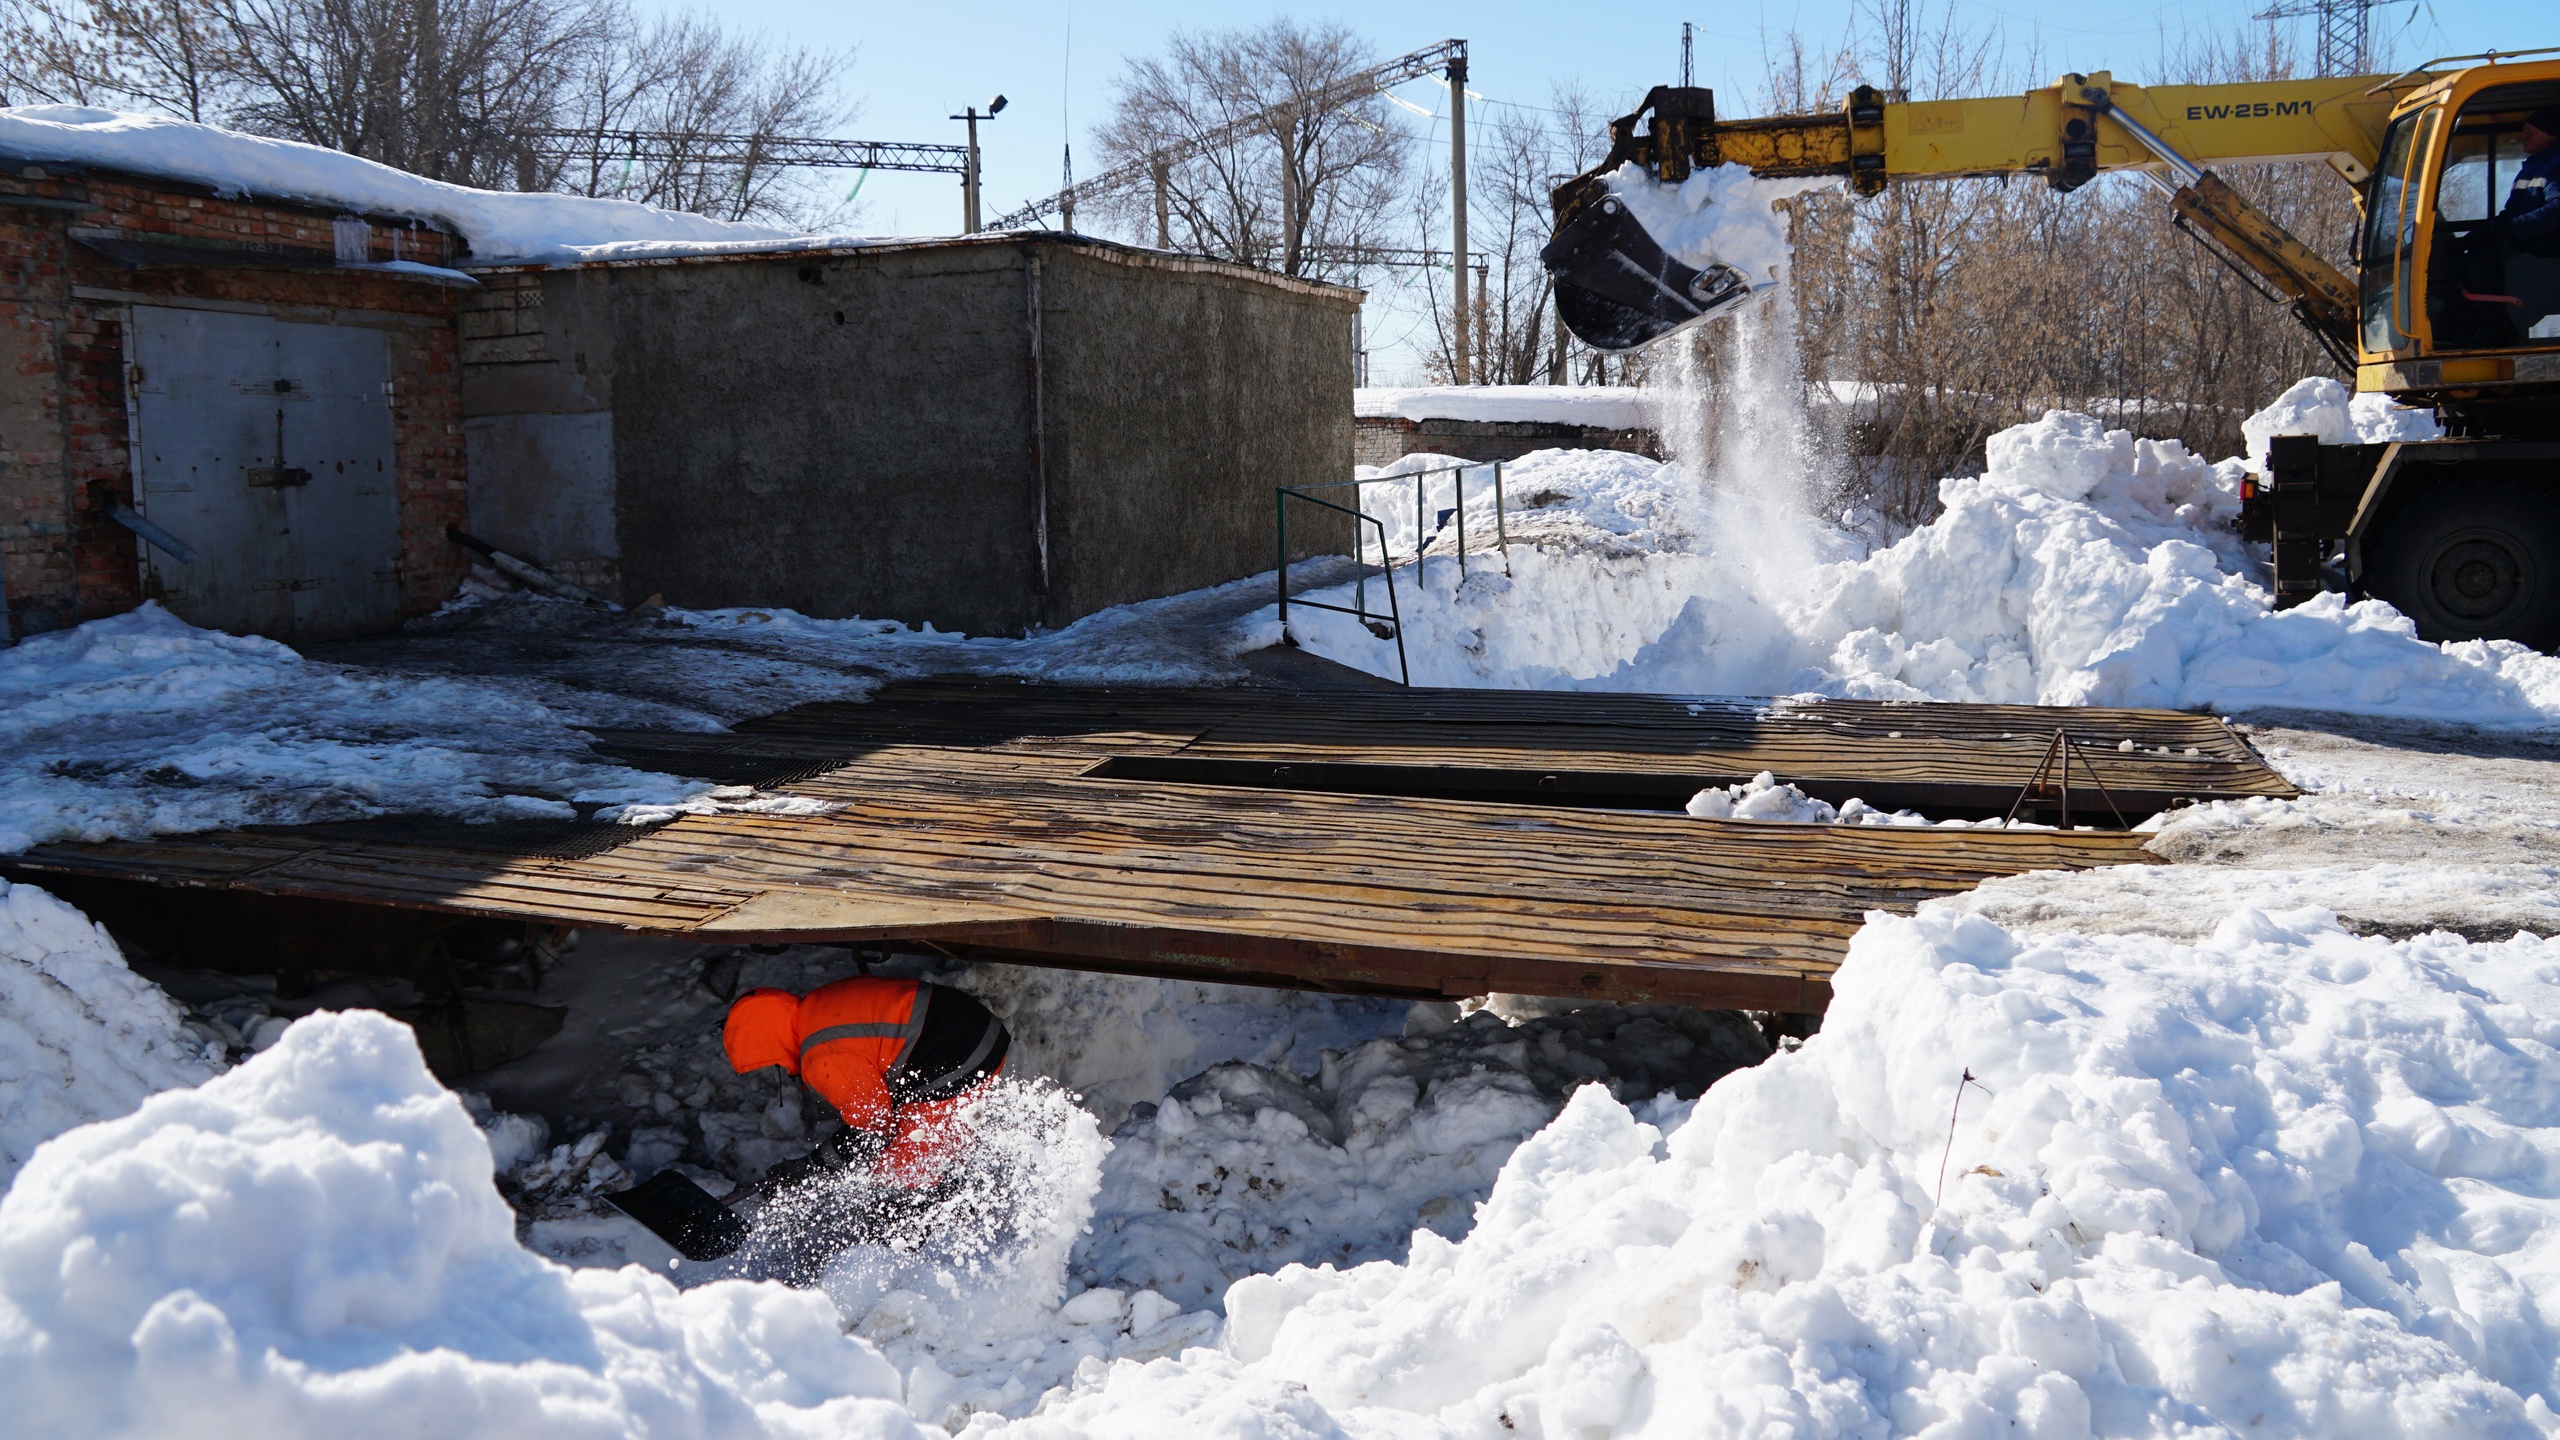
[1020,907,2560,1437]
[6,137,2560,1430]
[0,567,1325,857]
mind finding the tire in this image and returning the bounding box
[2366,484,2560,649]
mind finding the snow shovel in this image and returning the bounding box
[604,1170,752,1261]
[603,1147,863,1262]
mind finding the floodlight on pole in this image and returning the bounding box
[953,94,1009,232]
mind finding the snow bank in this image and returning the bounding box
[1080,1005,1767,1311]
[0,105,865,265]
[0,879,218,1184]
[999,908,2560,1438]
[0,603,825,854]
[1356,385,1657,430]
[0,1008,924,1439]
[2243,375,2445,468]
[1290,391,2560,724]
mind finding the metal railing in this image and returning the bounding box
[1390,459,1512,590]
[1277,480,1408,685]
[1274,460,1514,688]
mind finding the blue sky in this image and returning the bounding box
[665,0,2539,234]
[659,0,2544,379]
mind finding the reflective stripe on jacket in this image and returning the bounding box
[722,977,1010,1186]
[795,976,929,1132]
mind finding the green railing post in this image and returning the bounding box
[1271,484,1411,686]
[1414,473,1426,591]
[1354,489,1369,619]
[1456,465,1468,581]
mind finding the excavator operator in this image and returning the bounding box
[2494,108,2560,253]
[722,976,1010,1197]
[2453,106,2560,346]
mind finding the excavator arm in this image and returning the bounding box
[1544,72,2397,355]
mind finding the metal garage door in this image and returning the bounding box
[128,306,403,642]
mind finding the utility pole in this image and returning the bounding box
[1278,107,1301,275]
[952,94,1008,232]
[1151,159,1171,247]
[1448,50,1469,385]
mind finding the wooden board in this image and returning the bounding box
[7,681,2289,1011]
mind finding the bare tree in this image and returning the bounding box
[0,0,128,105]
[216,0,603,186]
[4,0,857,225]
[546,7,849,222]
[1090,19,1407,279]
[1396,83,1643,386]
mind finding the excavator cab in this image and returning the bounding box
[2363,69,2560,402]
[2416,93,2560,349]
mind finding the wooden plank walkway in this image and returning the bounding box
[6,681,2291,1012]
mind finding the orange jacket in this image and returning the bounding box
[722,977,1006,1187]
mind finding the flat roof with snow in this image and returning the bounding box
[1355,386,1659,430]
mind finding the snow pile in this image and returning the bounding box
[948,966,1410,1132]
[0,104,875,266]
[807,1080,1116,1429]
[1080,1005,1769,1311]
[1356,385,1658,430]
[0,603,826,854]
[1353,446,1685,563]
[1289,393,2560,724]
[0,879,219,1184]
[0,1008,926,1439]
[2244,375,2445,467]
[1683,770,1930,825]
[1000,907,2560,1438]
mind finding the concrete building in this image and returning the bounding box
[461,234,1360,635]
[0,159,470,642]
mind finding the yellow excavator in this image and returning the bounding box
[1542,50,2560,649]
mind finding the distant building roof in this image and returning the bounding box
[1355,385,1659,431]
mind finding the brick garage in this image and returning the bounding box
[0,160,467,642]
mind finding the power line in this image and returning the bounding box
[526,129,972,176]
[988,38,1468,232]
[1306,243,1491,271]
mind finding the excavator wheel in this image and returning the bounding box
[2365,483,2560,651]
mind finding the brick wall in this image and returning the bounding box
[1354,415,1663,468]
[0,163,465,638]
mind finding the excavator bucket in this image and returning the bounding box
[1541,188,1755,353]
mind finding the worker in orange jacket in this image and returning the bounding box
[722,976,1010,1195]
